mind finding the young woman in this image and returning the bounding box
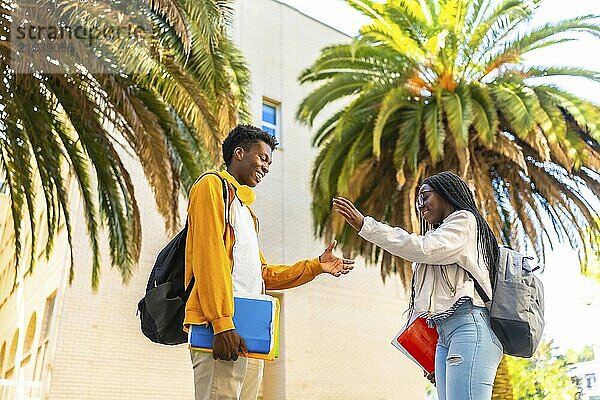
[333,171,503,400]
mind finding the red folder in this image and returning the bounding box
[391,317,439,374]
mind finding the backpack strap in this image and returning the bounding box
[186,171,230,227]
[466,245,511,305]
[185,172,230,294]
[464,244,516,305]
[468,271,491,303]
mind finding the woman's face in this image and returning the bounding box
[417,184,456,226]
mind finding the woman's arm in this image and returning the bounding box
[333,197,473,264]
[359,213,471,264]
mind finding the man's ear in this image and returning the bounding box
[233,147,245,161]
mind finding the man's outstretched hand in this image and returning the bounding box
[319,240,355,277]
[212,330,248,361]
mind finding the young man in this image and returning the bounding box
[184,125,354,400]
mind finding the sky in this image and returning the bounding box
[280,0,600,352]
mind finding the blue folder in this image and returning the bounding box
[189,295,276,356]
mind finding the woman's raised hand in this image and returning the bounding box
[332,197,365,231]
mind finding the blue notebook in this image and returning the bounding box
[189,294,277,356]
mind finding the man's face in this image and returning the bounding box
[235,141,272,187]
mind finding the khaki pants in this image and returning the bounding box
[190,349,264,400]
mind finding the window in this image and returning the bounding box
[33,292,56,381]
[41,294,56,338]
[21,313,37,378]
[5,330,19,379]
[0,245,17,307]
[0,174,8,194]
[0,341,5,376]
[262,100,280,144]
[586,373,597,389]
[23,313,36,356]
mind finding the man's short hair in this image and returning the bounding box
[222,124,279,166]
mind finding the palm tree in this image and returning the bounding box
[492,357,514,400]
[582,217,600,281]
[0,0,250,289]
[297,0,600,283]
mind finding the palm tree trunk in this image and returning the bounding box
[492,356,514,399]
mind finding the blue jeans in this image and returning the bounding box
[434,300,503,400]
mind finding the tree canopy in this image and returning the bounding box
[298,0,600,280]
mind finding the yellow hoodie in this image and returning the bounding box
[184,170,322,334]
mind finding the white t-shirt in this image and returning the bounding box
[230,197,263,295]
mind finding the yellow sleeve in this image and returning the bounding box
[188,175,234,334]
[261,251,323,290]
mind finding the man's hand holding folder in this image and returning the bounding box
[213,331,248,361]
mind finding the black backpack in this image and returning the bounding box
[137,173,229,345]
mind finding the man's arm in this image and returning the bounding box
[261,241,355,290]
[261,254,323,290]
[187,175,234,334]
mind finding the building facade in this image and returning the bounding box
[0,1,425,399]
[570,355,600,400]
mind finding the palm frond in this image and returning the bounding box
[395,102,425,171]
[442,85,472,146]
[470,84,498,145]
[423,99,445,163]
[0,0,248,289]
[145,0,191,53]
[482,15,600,74]
[298,75,371,126]
[373,86,411,158]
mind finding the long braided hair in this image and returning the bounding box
[422,171,499,287]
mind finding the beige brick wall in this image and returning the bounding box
[0,191,70,398]
[46,161,193,400]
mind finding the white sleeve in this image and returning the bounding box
[358,211,474,264]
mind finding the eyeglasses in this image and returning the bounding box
[416,190,435,209]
